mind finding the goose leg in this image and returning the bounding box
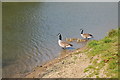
[62,47,65,49]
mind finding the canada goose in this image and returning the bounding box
[57,33,73,49]
[80,29,93,39]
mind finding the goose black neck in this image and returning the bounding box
[59,34,62,40]
[81,30,83,34]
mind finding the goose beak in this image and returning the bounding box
[80,29,83,30]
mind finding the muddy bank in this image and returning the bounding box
[24,47,89,78]
[24,28,119,78]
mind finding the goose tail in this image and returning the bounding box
[69,44,73,47]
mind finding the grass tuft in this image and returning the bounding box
[84,28,119,78]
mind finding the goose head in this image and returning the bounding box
[80,29,84,34]
[57,33,62,40]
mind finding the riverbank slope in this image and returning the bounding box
[25,28,119,78]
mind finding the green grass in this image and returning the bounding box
[83,28,119,78]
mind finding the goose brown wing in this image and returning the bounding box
[83,33,93,37]
[61,41,73,46]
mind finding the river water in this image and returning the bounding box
[2,2,118,77]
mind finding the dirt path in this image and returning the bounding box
[42,52,91,78]
[25,47,92,78]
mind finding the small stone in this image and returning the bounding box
[62,61,64,64]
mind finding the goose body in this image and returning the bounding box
[80,29,93,39]
[57,33,73,49]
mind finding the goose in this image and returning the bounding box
[80,29,93,40]
[57,33,73,49]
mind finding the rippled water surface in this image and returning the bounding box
[2,2,118,77]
